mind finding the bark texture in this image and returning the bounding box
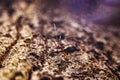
[0,0,120,80]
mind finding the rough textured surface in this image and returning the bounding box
[0,1,120,80]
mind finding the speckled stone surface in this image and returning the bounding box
[0,0,119,80]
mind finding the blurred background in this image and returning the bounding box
[0,0,120,26]
[37,0,120,26]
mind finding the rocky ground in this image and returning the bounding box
[0,0,120,80]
